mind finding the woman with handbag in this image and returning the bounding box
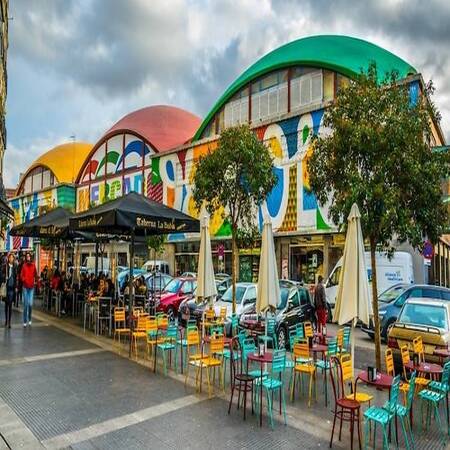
[1,252,17,328]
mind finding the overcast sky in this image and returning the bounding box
[4,0,450,187]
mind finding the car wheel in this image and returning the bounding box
[277,327,287,350]
[167,307,175,322]
[383,318,396,340]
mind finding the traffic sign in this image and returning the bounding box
[422,240,434,260]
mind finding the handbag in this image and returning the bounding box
[0,282,6,298]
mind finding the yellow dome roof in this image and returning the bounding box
[18,142,93,192]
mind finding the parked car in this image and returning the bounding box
[141,260,170,275]
[155,277,197,321]
[181,271,197,278]
[178,275,232,326]
[214,282,257,335]
[362,284,450,339]
[143,272,172,294]
[215,275,231,299]
[387,298,450,365]
[326,251,414,312]
[118,268,146,292]
[240,283,315,349]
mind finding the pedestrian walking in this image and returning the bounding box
[314,275,327,334]
[16,253,24,307]
[1,252,17,328]
[20,252,37,327]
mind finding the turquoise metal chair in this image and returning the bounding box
[289,323,305,350]
[385,372,416,450]
[242,338,268,380]
[258,318,277,349]
[254,349,287,429]
[342,327,351,353]
[230,313,239,336]
[428,359,450,434]
[363,375,400,449]
[156,324,178,375]
[315,337,339,405]
[419,363,449,446]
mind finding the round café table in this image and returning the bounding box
[405,361,443,381]
[247,352,273,427]
[356,370,393,391]
[434,348,450,365]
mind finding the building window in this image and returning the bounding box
[251,70,288,123]
[224,87,249,128]
[291,69,323,111]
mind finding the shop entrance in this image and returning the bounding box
[289,245,324,285]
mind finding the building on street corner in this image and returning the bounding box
[7,35,450,286]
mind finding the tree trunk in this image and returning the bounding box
[231,228,237,315]
[370,236,382,371]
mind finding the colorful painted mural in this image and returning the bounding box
[6,185,75,250]
[142,109,334,239]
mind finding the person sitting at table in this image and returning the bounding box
[60,279,72,315]
[51,269,62,292]
[136,276,147,296]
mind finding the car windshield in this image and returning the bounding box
[221,286,246,304]
[277,288,290,310]
[379,285,408,303]
[164,279,181,293]
[399,303,448,330]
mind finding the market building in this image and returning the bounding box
[8,35,450,285]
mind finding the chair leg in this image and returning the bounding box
[357,410,362,450]
[228,379,235,415]
[399,416,410,450]
[281,387,287,426]
[266,388,274,429]
[330,408,337,448]
[381,426,389,450]
[363,419,369,450]
[349,410,354,450]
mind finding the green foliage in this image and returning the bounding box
[193,124,276,232]
[236,226,260,250]
[308,63,449,250]
[146,234,167,256]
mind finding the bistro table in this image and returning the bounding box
[310,343,329,406]
[433,348,450,365]
[356,370,393,392]
[247,352,273,427]
[405,361,443,381]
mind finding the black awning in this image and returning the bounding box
[69,191,200,236]
[9,207,74,239]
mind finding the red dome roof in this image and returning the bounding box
[106,105,201,152]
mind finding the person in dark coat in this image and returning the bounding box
[2,252,18,328]
[314,275,327,333]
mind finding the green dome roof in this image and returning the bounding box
[194,35,416,140]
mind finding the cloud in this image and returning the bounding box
[5,0,450,188]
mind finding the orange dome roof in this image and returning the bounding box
[17,142,93,194]
[105,105,201,152]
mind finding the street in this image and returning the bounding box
[0,309,445,449]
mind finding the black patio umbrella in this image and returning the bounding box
[69,191,200,355]
[9,207,74,239]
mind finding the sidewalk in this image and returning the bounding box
[0,308,447,449]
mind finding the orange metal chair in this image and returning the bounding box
[400,344,430,389]
[184,327,203,385]
[113,307,129,349]
[304,321,313,339]
[291,339,316,407]
[413,336,426,363]
[131,315,148,359]
[190,334,224,397]
[146,316,158,359]
[385,348,409,403]
[340,354,373,405]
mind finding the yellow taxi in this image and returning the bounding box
[387,298,450,365]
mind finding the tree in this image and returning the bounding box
[146,234,167,267]
[308,64,449,370]
[193,124,276,313]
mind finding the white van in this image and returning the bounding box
[141,260,170,275]
[84,256,111,274]
[325,251,414,309]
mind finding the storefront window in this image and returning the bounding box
[289,246,324,284]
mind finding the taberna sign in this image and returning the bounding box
[76,216,103,228]
[136,216,179,231]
